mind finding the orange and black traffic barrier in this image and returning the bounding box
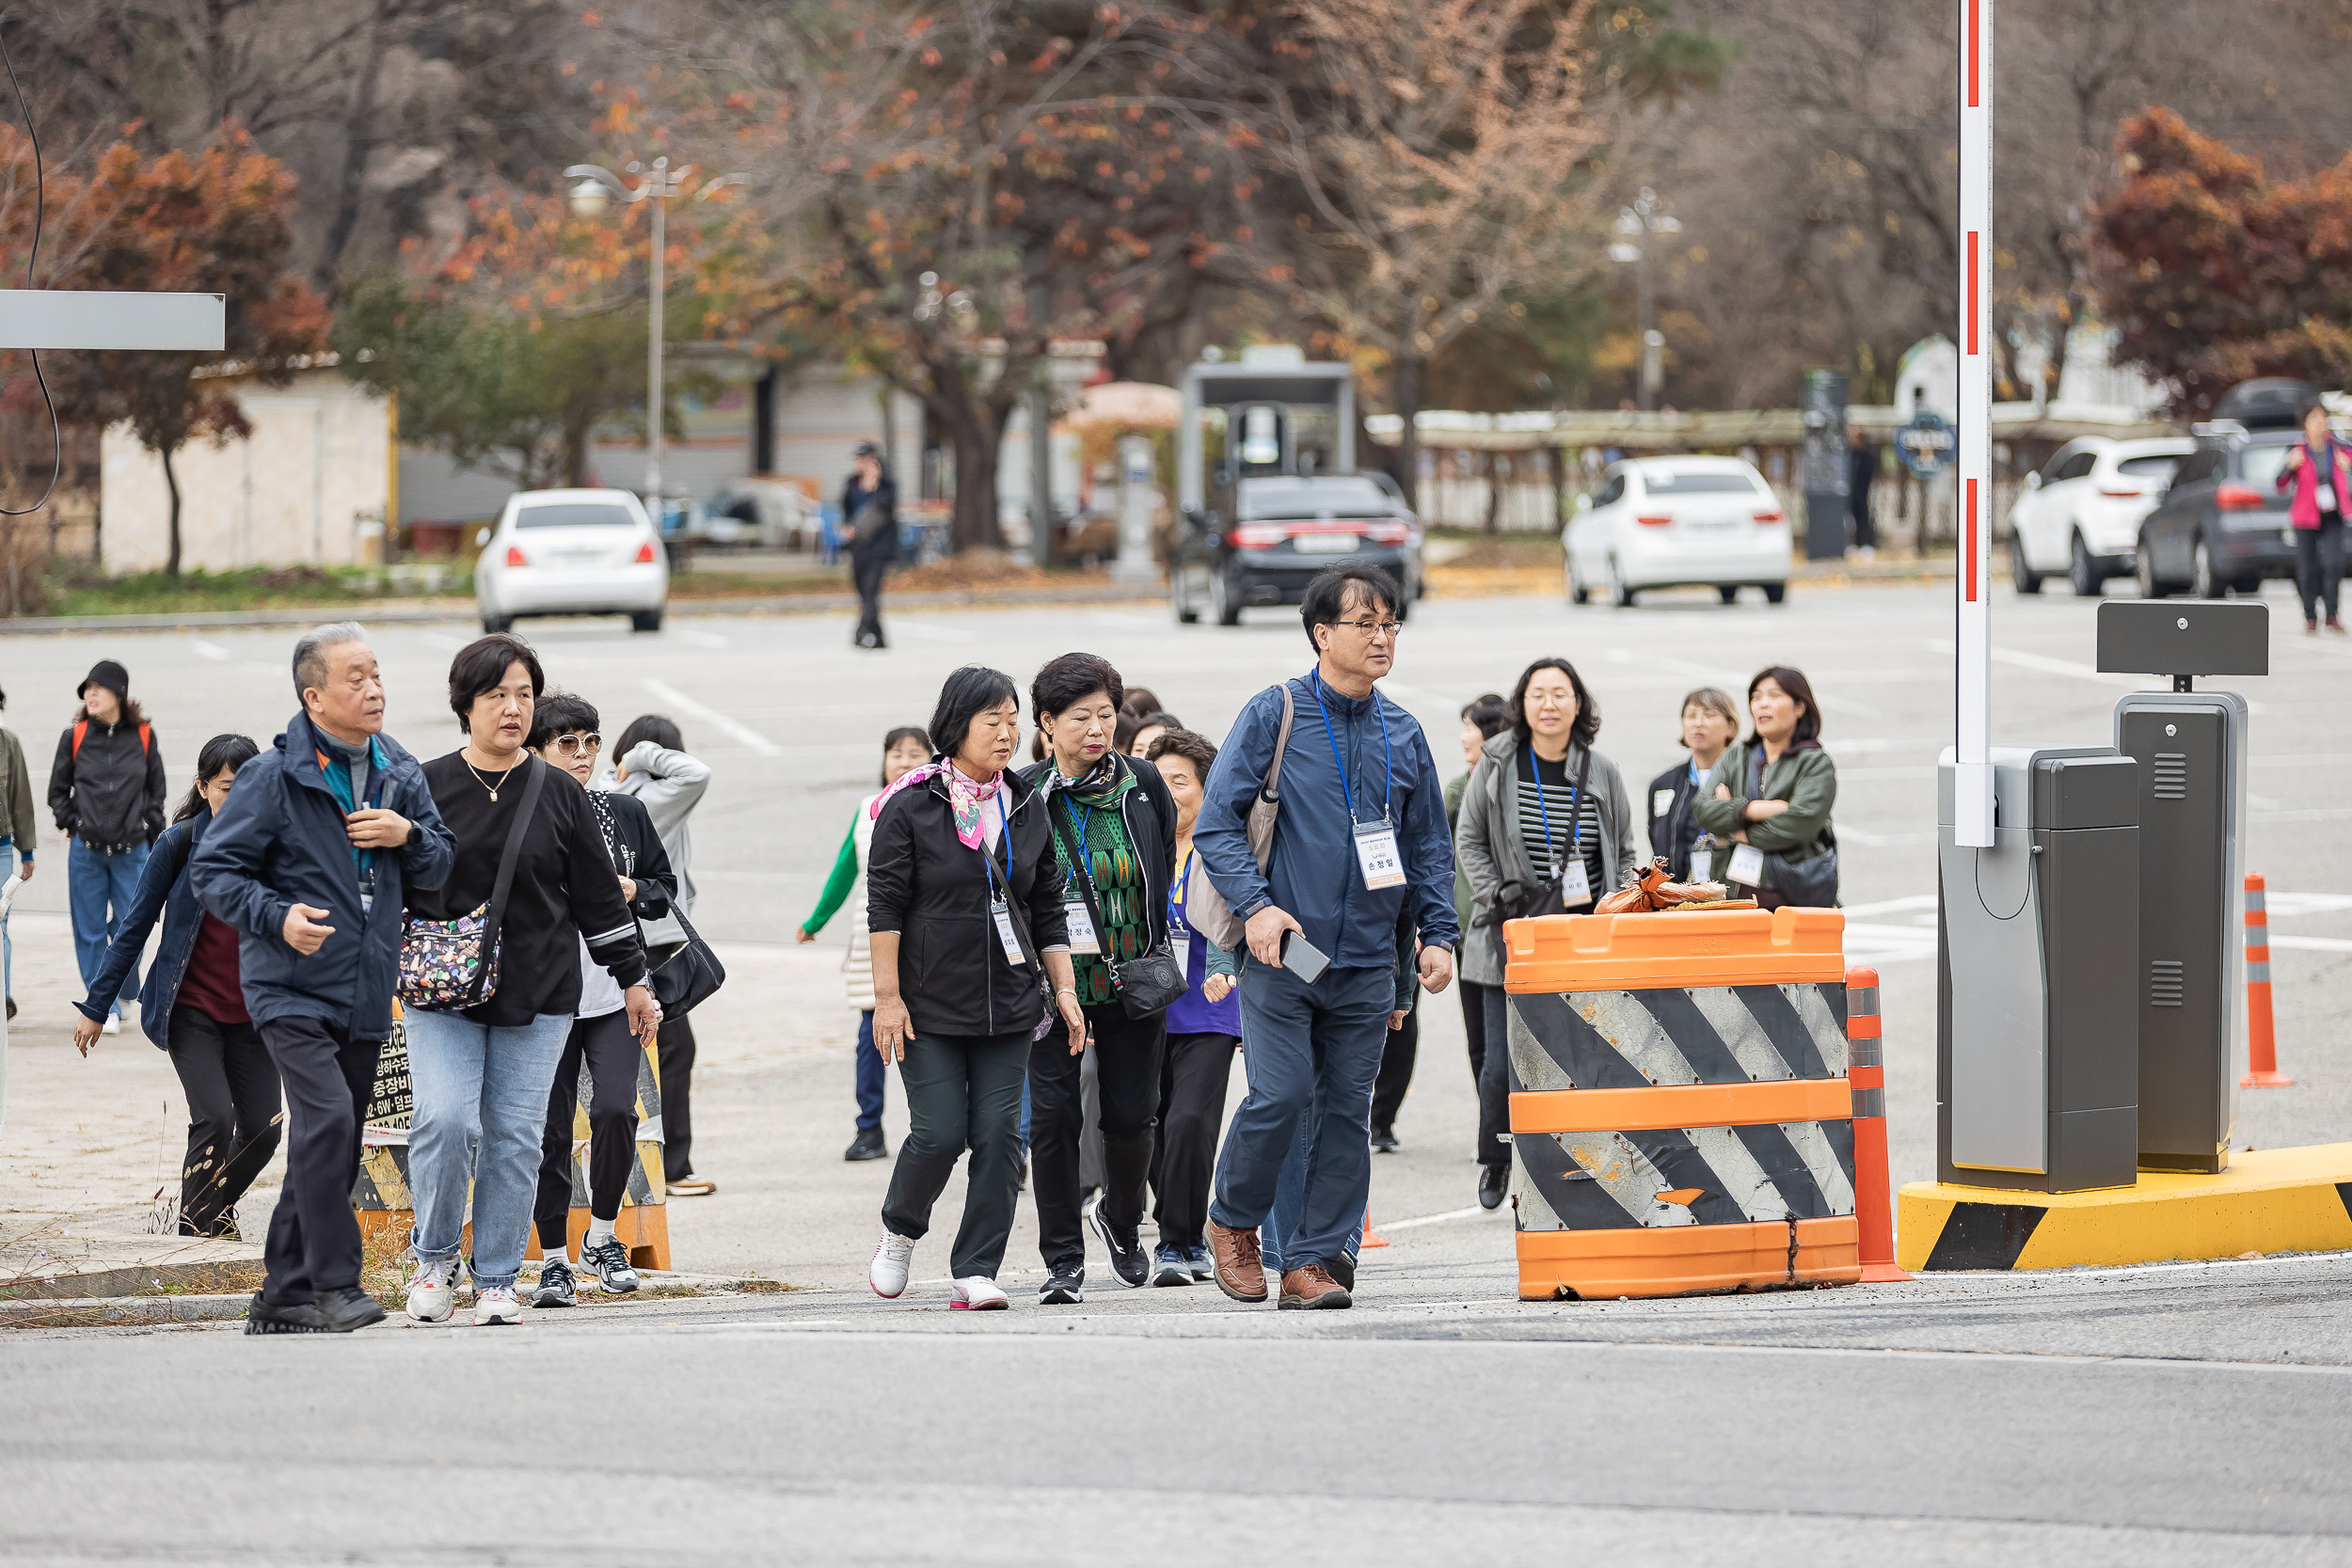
[1844,966,1908,1282]
[2240,873,2292,1089]
[1504,905,1864,1300]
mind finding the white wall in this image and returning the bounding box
[99,367,392,572]
[771,367,923,505]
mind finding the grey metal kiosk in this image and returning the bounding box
[1937,747,2141,1192]
[2100,599,2267,1174]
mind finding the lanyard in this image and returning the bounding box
[977,792,1013,899]
[1528,742,1583,873]
[1309,671,1392,824]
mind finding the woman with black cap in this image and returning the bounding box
[840,440,898,650]
[50,660,167,1036]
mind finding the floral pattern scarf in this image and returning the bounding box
[869,757,1005,850]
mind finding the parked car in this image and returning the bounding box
[1169,474,1422,626]
[1564,456,1790,608]
[2134,426,2312,600]
[475,487,669,633]
[2008,436,2195,596]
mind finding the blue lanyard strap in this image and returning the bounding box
[1527,742,1582,869]
[1309,671,1392,824]
[977,792,1014,898]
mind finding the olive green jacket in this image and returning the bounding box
[0,726,36,860]
[1690,739,1835,889]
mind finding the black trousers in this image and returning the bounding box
[852,552,887,646]
[535,1010,642,1248]
[657,1012,696,1182]
[1459,978,1497,1106]
[1029,1003,1165,1270]
[2296,517,2344,621]
[1476,990,1514,1173]
[167,1005,282,1239]
[255,1015,381,1303]
[881,1028,1030,1279]
[1149,1029,1239,1249]
[1370,1005,1419,1136]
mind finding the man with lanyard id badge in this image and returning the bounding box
[1193,563,1458,1312]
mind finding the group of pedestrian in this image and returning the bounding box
[60,625,721,1332]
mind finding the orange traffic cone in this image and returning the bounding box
[2241,874,2293,1088]
[1846,966,1909,1283]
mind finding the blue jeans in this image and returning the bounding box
[69,837,147,1013]
[404,1007,572,1292]
[0,835,21,996]
[1262,1097,1366,1276]
[855,1009,884,1132]
[1208,958,1392,1274]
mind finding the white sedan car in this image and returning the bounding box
[1565,456,1791,607]
[2008,436,2194,597]
[475,487,669,634]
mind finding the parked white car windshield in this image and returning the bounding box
[516,503,636,529]
[1642,470,1763,496]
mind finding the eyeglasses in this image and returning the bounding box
[551,732,602,755]
[1334,618,1404,639]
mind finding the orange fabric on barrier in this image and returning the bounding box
[1516,1216,1860,1300]
[1510,1076,1853,1134]
[1502,905,1847,992]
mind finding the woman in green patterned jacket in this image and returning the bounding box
[1019,652,1180,1305]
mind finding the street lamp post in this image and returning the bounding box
[1608,187,1681,412]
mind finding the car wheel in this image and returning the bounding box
[1565,555,1588,606]
[1718,584,1740,605]
[2136,538,2169,599]
[1211,572,1242,626]
[1762,581,1788,605]
[1608,556,1636,609]
[2011,538,2043,594]
[2191,537,2222,599]
[2069,533,2101,597]
[631,610,664,633]
[482,613,513,633]
[1172,571,1199,625]
[1393,596,1410,626]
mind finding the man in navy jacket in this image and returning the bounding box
[190,621,453,1333]
[1194,564,1456,1308]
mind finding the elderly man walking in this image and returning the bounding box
[1194,563,1457,1309]
[190,623,453,1334]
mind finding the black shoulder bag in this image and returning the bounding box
[1047,795,1187,1020]
[645,908,727,1017]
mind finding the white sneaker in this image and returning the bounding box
[102,1014,119,1036]
[404,1258,457,1323]
[869,1232,915,1299]
[473,1286,521,1326]
[950,1275,1009,1311]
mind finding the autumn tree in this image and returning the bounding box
[2090,107,2352,414]
[0,126,330,578]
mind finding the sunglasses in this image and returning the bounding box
[550,732,602,755]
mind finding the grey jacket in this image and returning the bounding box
[1454,728,1641,987]
[609,739,712,946]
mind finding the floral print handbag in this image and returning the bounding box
[397,758,547,1010]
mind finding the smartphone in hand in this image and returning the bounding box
[1280,928,1331,983]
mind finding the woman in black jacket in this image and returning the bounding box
[1017,652,1180,1303]
[864,665,1085,1310]
[1645,687,1741,879]
[52,659,168,1035]
[524,691,678,1307]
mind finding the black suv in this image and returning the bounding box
[2135,427,2305,598]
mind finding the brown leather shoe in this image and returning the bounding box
[1205,1222,1268,1303]
[1279,1264,1352,1310]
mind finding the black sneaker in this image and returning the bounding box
[244,1291,326,1335]
[1328,1253,1357,1291]
[532,1258,579,1308]
[580,1236,641,1294]
[310,1286,387,1333]
[1039,1264,1086,1305]
[1087,1203,1148,1287]
[1369,1127,1399,1153]
[843,1128,888,1162]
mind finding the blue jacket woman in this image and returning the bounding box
[73,735,279,1239]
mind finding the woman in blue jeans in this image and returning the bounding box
[399,636,659,1327]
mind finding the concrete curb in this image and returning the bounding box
[0,1268,781,1327]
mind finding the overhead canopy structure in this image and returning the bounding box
[1361,403,2180,453]
[1178,357,1356,512]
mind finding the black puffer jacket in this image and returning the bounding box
[50,714,167,852]
[866,766,1069,1038]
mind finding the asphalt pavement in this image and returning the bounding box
[5,577,2351,1562]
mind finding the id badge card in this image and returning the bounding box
[1559,860,1593,908]
[990,898,1027,966]
[1726,843,1766,887]
[1354,819,1406,890]
[1062,900,1100,956]
[1652,787,1675,820]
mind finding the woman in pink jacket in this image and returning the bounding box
[2276,403,2349,634]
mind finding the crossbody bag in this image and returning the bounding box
[397,758,547,1010]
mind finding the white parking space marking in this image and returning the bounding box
[641,679,782,756]
[669,629,730,650]
[191,641,230,660]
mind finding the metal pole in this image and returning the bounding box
[1636,252,1655,412]
[1953,0,1994,847]
[646,157,667,506]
